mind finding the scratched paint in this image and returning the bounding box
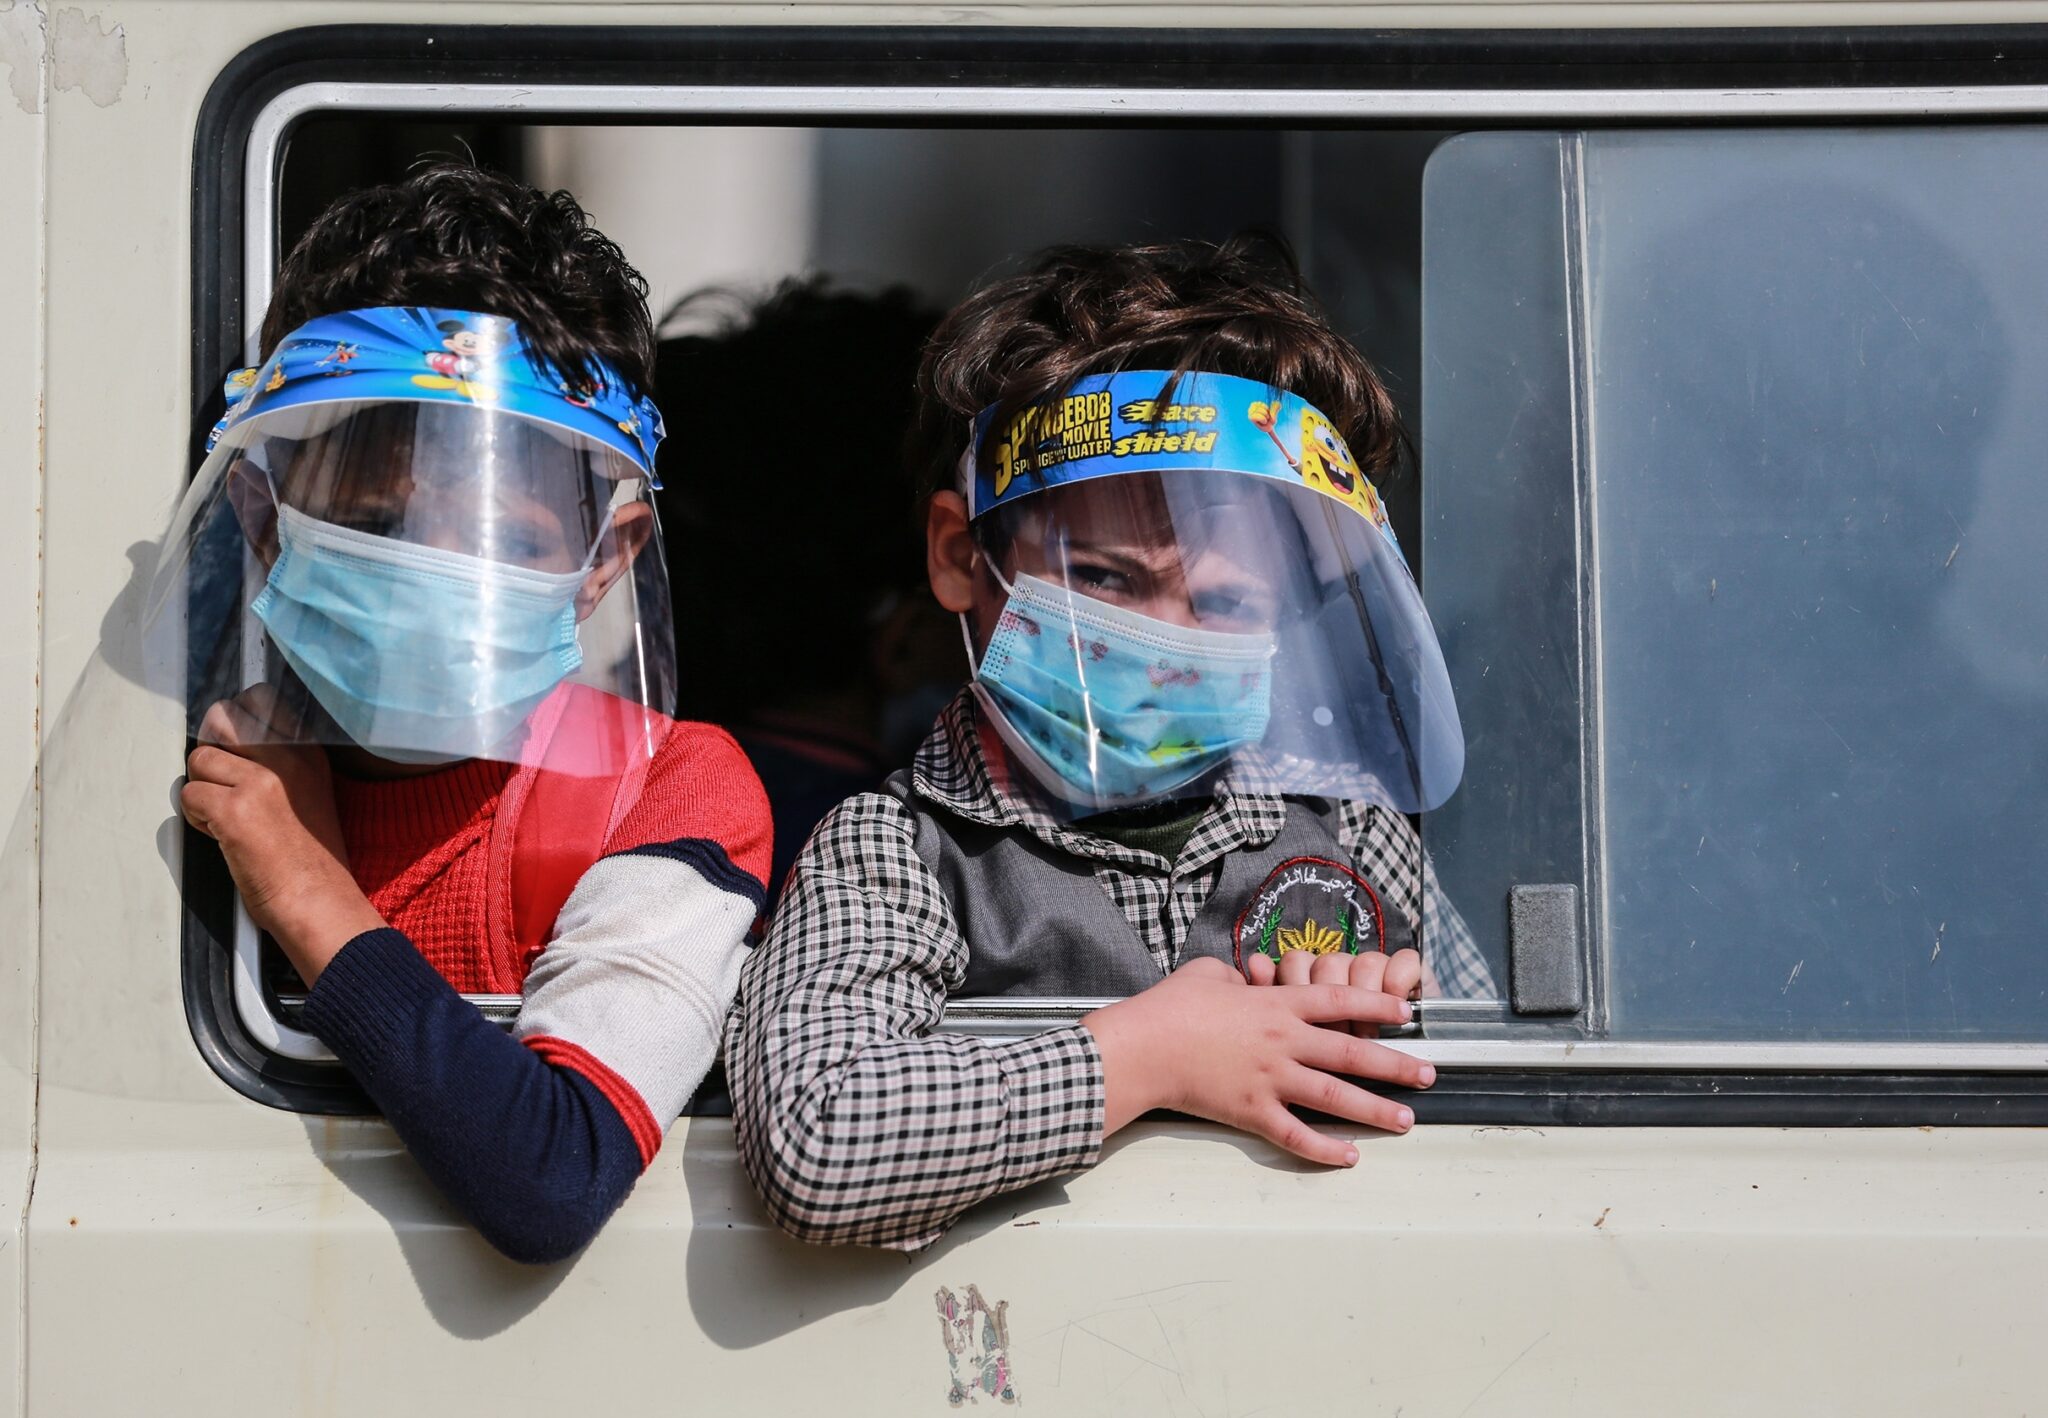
[934,1285,1016,1407]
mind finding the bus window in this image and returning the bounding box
[233,120,1457,1084]
[188,97,2048,1113]
[1423,128,2048,1044]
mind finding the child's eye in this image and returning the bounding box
[1193,587,1272,630]
[337,509,403,538]
[482,535,565,569]
[1068,564,1133,599]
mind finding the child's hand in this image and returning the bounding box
[1245,947,1424,1034]
[178,686,383,982]
[1083,956,1434,1168]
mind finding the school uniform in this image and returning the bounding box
[730,689,1493,1251]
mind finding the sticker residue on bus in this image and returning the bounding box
[50,7,127,108]
[935,1284,1016,1407]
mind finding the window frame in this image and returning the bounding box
[188,20,2048,1118]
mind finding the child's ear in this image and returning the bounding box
[224,459,280,566]
[576,501,654,621]
[926,491,980,614]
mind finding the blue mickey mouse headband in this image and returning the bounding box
[208,306,666,486]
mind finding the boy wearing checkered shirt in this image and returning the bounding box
[729,237,1494,1250]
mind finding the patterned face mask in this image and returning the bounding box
[965,566,1277,809]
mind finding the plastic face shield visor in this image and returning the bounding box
[145,307,675,775]
[231,401,635,573]
[963,370,1464,816]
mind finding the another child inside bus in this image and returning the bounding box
[157,165,771,1262]
[654,280,953,902]
[729,236,1494,1249]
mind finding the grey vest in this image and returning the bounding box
[882,771,1414,998]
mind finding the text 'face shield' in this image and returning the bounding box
[965,371,1463,816]
[145,307,675,776]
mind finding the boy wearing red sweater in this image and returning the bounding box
[156,166,769,1262]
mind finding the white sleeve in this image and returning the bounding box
[514,853,755,1130]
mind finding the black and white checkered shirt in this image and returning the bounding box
[729,690,1496,1250]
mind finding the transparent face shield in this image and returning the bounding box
[961,372,1463,818]
[145,308,674,777]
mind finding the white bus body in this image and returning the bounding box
[8,4,2048,1413]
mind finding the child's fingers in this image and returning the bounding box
[195,698,250,750]
[1175,955,1240,984]
[1383,948,1424,1001]
[1280,1065,1415,1135]
[1244,953,1277,986]
[201,696,320,784]
[1250,1103,1359,1169]
[1339,953,1393,1035]
[200,697,289,757]
[1290,983,1411,1030]
[178,779,228,838]
[1277,949,1315,986]
[1309,952,1351,987]
[1296,1028,1436,1090]
[186,744,256,787]
[1346,951,1389,996]
[199,690,308,761]
[232,683,305,741]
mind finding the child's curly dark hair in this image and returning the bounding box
[260,163,655,396]
[909,234,1407,501]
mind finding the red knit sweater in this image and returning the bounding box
[330,694,774,997]
[334,757,518,995]
[297,687,772,1263]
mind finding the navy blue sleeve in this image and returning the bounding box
[301,927,645,1264]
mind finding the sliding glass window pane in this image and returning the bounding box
[1420,134,1585,1020]
[1426,127,2048,1042]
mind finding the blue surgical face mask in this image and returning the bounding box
[966,566,1277,809]
[251,503,590,763]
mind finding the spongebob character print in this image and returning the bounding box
[1248,398,1388,529]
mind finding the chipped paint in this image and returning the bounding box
[0,1,44,115]
[934,1285,1016,1407]
[48,6,120,108]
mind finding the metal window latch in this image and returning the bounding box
[1508,883,1585,1016]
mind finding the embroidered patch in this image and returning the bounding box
[1232,855,1386,972]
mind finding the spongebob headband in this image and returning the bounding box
[967,369,1397,551]
[207,306,666,484]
